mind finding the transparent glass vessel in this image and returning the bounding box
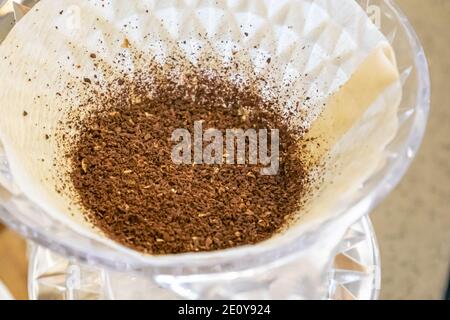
[0,0,430,300]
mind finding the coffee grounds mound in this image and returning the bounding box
[67,62,312,255]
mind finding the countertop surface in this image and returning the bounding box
[372,0,450,300]
[0,0,449,300]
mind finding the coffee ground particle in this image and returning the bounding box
[67,65,311,255]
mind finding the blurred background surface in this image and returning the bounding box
[0,0,449,300]
[371,0,450,300]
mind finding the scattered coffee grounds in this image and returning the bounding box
[65,57,312,255]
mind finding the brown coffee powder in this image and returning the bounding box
[66,58,312,255]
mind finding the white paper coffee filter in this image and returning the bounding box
[0,0,400,261]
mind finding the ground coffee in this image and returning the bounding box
[65,54,312,255]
